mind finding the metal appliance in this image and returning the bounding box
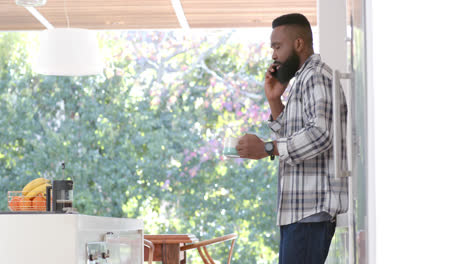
[49,180,74,212]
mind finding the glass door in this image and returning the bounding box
[325,0,369,263]
[348,0,369,262]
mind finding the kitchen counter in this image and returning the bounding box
[0,213,144,264]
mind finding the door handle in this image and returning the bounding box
[333,70,352,178]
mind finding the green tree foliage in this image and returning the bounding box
[0,30,279,263]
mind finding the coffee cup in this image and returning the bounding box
[223,137,239,158]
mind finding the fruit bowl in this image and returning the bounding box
[8,191,47,212]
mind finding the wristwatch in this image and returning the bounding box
[264,141,275,161]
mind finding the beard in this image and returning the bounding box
[273,50,300,84]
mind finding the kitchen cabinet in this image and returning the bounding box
[0,214,143,264]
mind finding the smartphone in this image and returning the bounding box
[270,64,279,78]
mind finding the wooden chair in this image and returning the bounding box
[180,233,238,264]
[144,239,155,264]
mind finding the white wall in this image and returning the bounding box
[369,0,468,263]
[318,0,347,72]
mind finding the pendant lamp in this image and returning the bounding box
[33,28,103,76]
[18,0,104,76]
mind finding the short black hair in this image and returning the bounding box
[272,13,311,29]
[272,13,313,49]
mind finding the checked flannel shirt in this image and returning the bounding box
[268,54,349,226]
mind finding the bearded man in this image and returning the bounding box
[236,13,349,264]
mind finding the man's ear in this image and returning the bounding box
[294,38,305,52]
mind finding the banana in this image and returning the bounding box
[22,178,50,196]
[25,183,51,200]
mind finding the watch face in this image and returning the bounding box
[265,142,274,152]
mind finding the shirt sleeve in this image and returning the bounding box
[267,110,285,136]
[278,72,334,165]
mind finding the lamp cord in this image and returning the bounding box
[64,0,70,28]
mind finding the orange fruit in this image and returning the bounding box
[19,197,33,211]
[32,194,47,211]
[8,196,21,211]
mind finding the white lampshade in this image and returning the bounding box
[34,28,103,76]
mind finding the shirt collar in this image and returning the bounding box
[295,53,321,77]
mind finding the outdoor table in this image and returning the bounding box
[144,234,199,264]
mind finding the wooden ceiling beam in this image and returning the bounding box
[0,0,316,31]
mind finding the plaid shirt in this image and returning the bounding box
[268,54,348,226]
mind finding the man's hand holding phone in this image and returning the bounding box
[265,63,287,120]
[265,63,287,101]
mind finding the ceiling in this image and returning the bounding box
[0,0,317,31]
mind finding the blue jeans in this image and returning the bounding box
[279,221,336,264]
